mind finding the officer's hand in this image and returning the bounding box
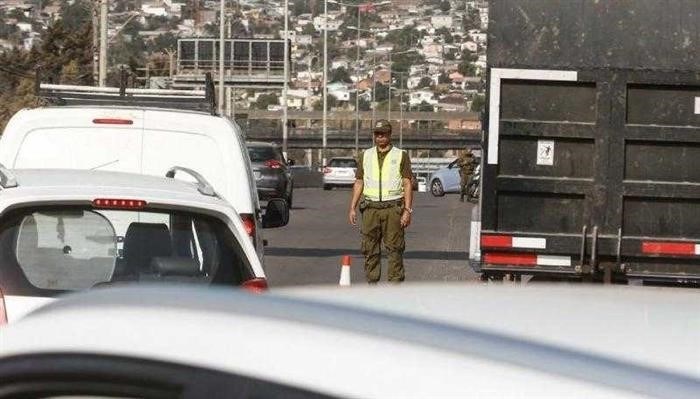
[400,210,411,228]
[349,209,357,226]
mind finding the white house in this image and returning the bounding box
[409,89,437,107]
[141,5,168,16]
[430,15,452,29]
[313,16,343,31]
[16,22,32,32]
[461,41,478,53]
[421,43,443,58]
[407,75,425,90]
[332,58,350,70]
[327,82,350,101]
[296,34,313,45]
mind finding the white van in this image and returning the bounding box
[0,96,278,261]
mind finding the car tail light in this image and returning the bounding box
[264,159,283,169]
[323,167,331,174]
[241,214,256,238]
[93,198,147,210]
[242,277,268,293]
[92,118,133,125]
[0,286,7,325]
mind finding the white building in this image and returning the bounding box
[430,15,453,29]
[313,16,343,31]
[327,82,350,101]
[332,58,350,70]
[141,5,168,17]
[296,35,313,45]
[409,89,437,107]
[461,41,478,53]
[16,22,32,32]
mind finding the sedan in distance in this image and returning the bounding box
[247,142,294,207]
[323,157,357,190]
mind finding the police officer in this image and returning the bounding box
[448,148,478,202]
[348,120,414,283]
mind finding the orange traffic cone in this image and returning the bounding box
[339,255,351,286]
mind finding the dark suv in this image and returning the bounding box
[247,142,294,207]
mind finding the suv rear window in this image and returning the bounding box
[0,206,254,296]
[329,159,357,168]
[248,146,284,163]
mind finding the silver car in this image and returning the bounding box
[322,157,357,190]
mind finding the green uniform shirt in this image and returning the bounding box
[355,146,413,180]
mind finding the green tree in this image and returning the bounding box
[330,67,352,83]
[148,33,178,53]
[417,77,432,88]
[458,61,477,76]
[438,72,450,84]
[418,101,434,112]
[439,1,451,13]
[471,95,486,112]
[255,93,280,110]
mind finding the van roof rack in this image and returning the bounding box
[37,71,218,115]
[0,163,18,188]
[165,166,217,197]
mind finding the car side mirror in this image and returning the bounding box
[288,159,295,166]
[262,198,290,228]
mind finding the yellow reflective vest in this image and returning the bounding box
[362,146,404,201]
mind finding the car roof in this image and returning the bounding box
[25,105,216,117]
[1,284,697,398]
[1,169,226,207]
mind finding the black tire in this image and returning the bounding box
[285,193,293,208]
[430,179,445,197]
[323,184,332,191]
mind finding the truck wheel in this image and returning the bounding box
[323,184,332,191]
[430,180,445,197]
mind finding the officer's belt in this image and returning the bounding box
[362,198,404,209]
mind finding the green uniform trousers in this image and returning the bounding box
[360,204,406,283]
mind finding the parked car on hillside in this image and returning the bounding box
[0,167,281,323]
[247,142,294,207]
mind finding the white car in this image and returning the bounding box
[0,84,282,261]
[0,167,281,323]
[322,157,358,190]
[0,284,697,398]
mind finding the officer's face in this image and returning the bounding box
[374,131,391,146]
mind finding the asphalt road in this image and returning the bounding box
[262,188,479,286]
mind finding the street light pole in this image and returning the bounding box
[354,6,361,156]
[218,0,225,114]
[322,0,328,166]
[282,0,289,157]
[98,0,108,86]
[387,51,391,123]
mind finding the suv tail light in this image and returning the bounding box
[0,286,7,325]
[323,167,331,174]
[264,159,283,169]
[241,214,256,238]
[242,277,268,293]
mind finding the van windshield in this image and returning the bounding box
[0,206,254,296]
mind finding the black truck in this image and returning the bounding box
[471,0,700,284]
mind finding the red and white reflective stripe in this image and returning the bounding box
[641,241,700,256]
[484,252,571,267]
[481,235,546,249]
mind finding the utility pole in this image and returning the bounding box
[282,0,289,157]
[218,0,225,114]
[98,0,108,86]
[354,7,361,156]
[322,0,328,167]
[92,1,99,84]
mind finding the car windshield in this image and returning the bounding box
[0,206,254,296]
[329,159,357,168]
[248,146,283,163]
